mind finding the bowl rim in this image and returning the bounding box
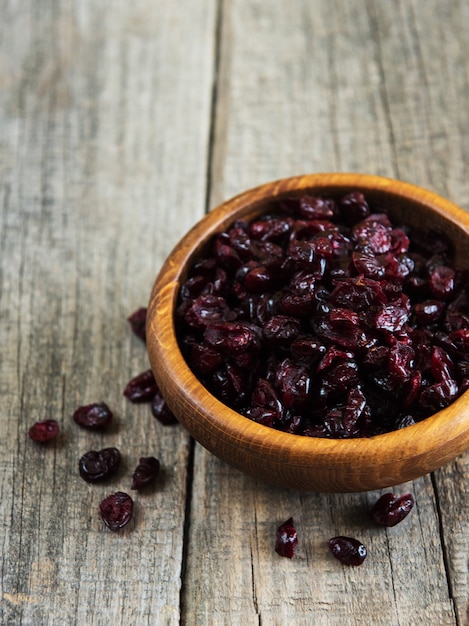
[147,173,469,488]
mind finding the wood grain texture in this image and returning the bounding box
[181,0,469,624]
[2,0,469,624]
[0,0,216,624]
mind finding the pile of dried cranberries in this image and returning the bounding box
[177,191,469,438]
[28,306,174,532]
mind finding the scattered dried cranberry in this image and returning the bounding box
[123,369,158,403]
[127,307,147,342]
[328,536,367,566]
[275,517,298,558]
[371,492,415,527]
[131,456,160,490]
[78,447,121,483]
[72,402,113,430]
[151,391,178,425]
[99,492,134,531]
[176,190,469,438]
[28,419,59,442]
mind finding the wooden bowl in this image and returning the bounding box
[147,173,469,492]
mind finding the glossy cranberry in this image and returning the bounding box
[73,402,113,430]
[251,379,283,416]
[390,228,410,254]
[127,307,147,342]
[339,191,370,225]
[352,250,385,279]
[371,492,415,527]
[183,295,236,329]
[328,536,367,566]
[249,216,291,241]
[276,359,311,408]
[353,221,392,254]
[204,322,260,355]
[176,190,469,438]
[375,305,409,332]
[263,315,301,345]
[123,369,158,403]
[131,457,160,490]
[187,342,223,374]
[299,195,336,220]
[28,419,59,442]
[78,447,121,483]
[151,391,178,425]
[413,300,444,324]
[429,265,455,299]
[275,517,298,558]
[100,492,133,531]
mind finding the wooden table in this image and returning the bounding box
[2,1,469,624]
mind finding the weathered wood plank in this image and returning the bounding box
[372,2,469,623]
[182,0,469,623]
[0,1,216,624]
[2,0,469,623]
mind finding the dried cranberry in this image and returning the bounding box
[99,492,133,531]
[78,447,121,483]
[28,419,59,443]
[275,517,298,558]
[182,295,236,329]
[73,402,113,430]
[339,191,370,225]
[176,189,469,438]
[375,305,409,332]
[188,342,223,374]
[131,457,160,490]
[123,369,158,403]
[263,315,301,345]
[353,221,392,254]
[299,195,336,220]
[127,307,147,342]
[251,379,283,417]
[413,300,444,324]
[419,379,458,410]
[276,359,311,408]
[429,265,455,299]
[214,237,242,271]
[249,216,291,241]
[328,536,367,566]
[352,250,385,279]
[204,322,261,355]
[371,492,415,527]
[151,391,178,425]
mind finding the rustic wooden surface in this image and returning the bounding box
[1,1,469,625]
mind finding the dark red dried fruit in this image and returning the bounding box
[72,402,113,430]
[99,492,133,531]
[28,419,59,442]
[339,191,370,225]
[78,447,121,483]
[176,190,469,438]
[123,369,158,403]
[131,456,160,490]
[428,265,455,299]
[204,322,261,355]
[151,392,178,425]
[182,295,237,329]
[371,492,415,527]
[263,315,301,345]
[275,517,298,558]
[328,536,367,566]
[127,307,147,342]
[299,195,336,220]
